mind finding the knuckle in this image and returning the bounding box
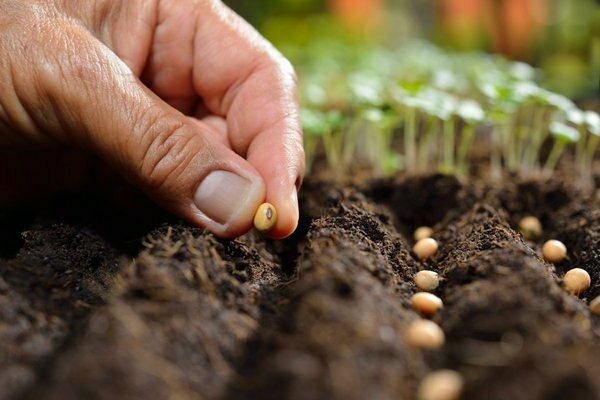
[136,118,201,190]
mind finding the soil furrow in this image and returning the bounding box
[0,223,120,400]
[432,203,600,400]
[21,226,285,400]
[228,188,427,400]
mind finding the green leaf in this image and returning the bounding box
[549,121,580,142]
[585,111,600,136]
[457,100,485,123]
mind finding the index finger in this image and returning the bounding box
[190,1,305,238]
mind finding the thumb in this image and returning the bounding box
[20,23,265,238]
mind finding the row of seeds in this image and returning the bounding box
[405,216,599,400]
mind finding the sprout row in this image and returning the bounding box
[296,41,599,184]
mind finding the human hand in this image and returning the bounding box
[0,0,304,239]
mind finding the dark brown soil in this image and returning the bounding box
[1,174,600,400]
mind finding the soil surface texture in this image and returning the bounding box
[1,174,600,400]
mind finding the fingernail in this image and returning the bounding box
[194,170,258,225]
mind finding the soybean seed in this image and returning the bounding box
[405,319,445,349]
[519,216,542,240]
[413,238,439,261]
[542,239,567,263]
[417,370,464,400]
[414,270,440,291]
[563,268,591,296]
[253,203,278,234]
[414,226,434,241]
[411,292,443,317]
[590,296,600,316]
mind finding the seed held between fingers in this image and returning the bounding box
[590,296,600,316]
[413,238,439,261]
[411,292,444,317]
[405,319,445,349]
[563,268,591,296]
[542,239,567,263]
[519,216,542,240]
[253,203,278,234]
[414,226,434,241]
[414,270,440,291]
[417,370,464,400]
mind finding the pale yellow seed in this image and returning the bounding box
[411,292,444,317]
[414,270,440,291]
[405,319,445,349]
[417,370,464,400]
[413,238,439,261]
[542,239,567,263]
[563,268,591,296]
[414,226,434,241]
[590,296,600,316]
[253,203,278,233]
[519,216,542,240]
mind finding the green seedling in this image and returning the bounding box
[393,79,428,171]
[300,108,325,173]
[417,89,457,172]
[564,108,588,174]
[579,111,600,186]
[456,100,485,174]
[416,104,440,171]
[300,108,345,173]
[543,121,580,177]
[522,88,574,173]
[321,110,346,173]
[349,108,400,174]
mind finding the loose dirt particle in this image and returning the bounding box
[414,270,440,291]
[253,203,278,233]
[590,296,600,316]
[413,238,439,261]
[414,226,434,241]
[411,292,443,317]
[519,216,542,239]
[563,268,591,296]
[405,319,445,349]
[542,239,567,263]
[417,370,464,400]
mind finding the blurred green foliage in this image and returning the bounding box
[225,0,599,100]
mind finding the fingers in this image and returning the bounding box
[246,125,304,238]
[187,1,305,238]
[7,18,265,238]
[97,0,305,237]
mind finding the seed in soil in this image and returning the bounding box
[253,203,278,233]
[417,370,464,400]
[413,238,439,261]
[414,226,434,241]
[590,296,600,316]
[518,216,542,240]
[542,239,567,263]
[411,292,443,317]
[414,270,440,291]
[405,319,445,349]
[563,268,591,296]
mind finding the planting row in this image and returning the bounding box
[2,176,600,399]
[396,216,599,400]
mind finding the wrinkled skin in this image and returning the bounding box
[0,0,304,238]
